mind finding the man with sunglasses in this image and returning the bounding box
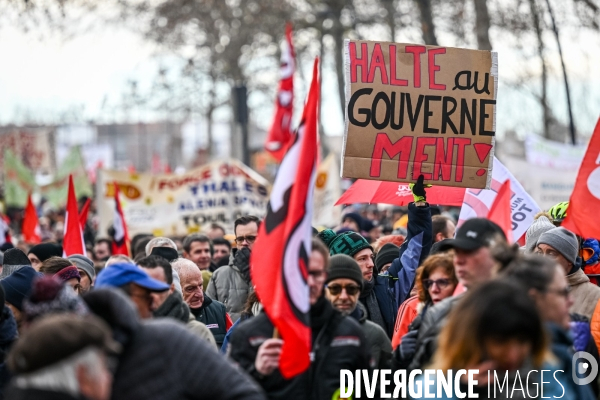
[207,215,259,322]
[325,254,392,369]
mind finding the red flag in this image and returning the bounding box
[265,23,295,162]
[563,118,600,238]
[251,58,319,378]
[79,198,91,229]
[111,182,130,256]
[487,179,513,242]
[22,194,41,244]
[63,175,86,257]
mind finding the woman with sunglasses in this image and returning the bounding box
[391,253,457,350]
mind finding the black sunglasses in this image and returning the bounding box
[327,284,361,296]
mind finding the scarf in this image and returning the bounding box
[359,277,385,332]
[153,291,190,323]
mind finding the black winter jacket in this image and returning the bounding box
[228,297,371,400]
[83,289,265,400]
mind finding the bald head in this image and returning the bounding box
[171,258,204,309]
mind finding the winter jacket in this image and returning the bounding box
[82,288,265,400]
[568,268,600,320]
[408,294,463,371]
[360,275,397,338]
[351,303,392,369]
[190,295,231,348]
[228,297,370,400]
[0,307,17,400]
[4,387,87,400]
[387,202,432,307]
[546,322,596,400]
[206,248,250,322]
[392,296,420,350]
[153,291,216,347]
[221,314,252,354]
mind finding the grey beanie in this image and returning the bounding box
[525,216,555,253]
[68,254,95,280]
[537,227,579,264]
[325,254,364,291]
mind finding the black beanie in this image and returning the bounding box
[28,243,63,262]
[375,243,399,272]
[326,255,364,291]
[4,248,31,267]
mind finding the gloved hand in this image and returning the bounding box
[235,247,252,282]
[398,328,419,361]
[409,175,431,203]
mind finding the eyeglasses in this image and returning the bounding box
[546,286,571,298]
[308,270,326,279]
[327,284,361,296]
[235,235,257,245]
[423,278,451,290]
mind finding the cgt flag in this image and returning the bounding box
[63,175,86,257]
[251,58,320,378]
[563,118,600,239]
[22,193,41,244]
[111,182,130,256]
[265,23,295,162]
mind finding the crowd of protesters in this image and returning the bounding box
[0,179,598,399]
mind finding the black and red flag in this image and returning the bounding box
[265,23,295,162]
[111,182,130,256]
[251,58,320,378]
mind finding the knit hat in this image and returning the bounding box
[318,229,372,257]
[28,243,63,262]
[341,212,363,230]
[0,266,40,311]
[0,248,32,279]
[68,254,95,280]
[525,216,555,253]
[23,276,89,323]
[375,243,398,271]
[326,254,363,291]
[54,265,81,283]
[537,227,579,264]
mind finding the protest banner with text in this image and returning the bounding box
[342,40,498,188]
[97,159,270,237]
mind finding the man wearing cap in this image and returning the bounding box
[0,266,40,332]
[536,227,600,320]
[404,218,507,370]
[68,254,95,294]
[325,254,392,369]
[6,314,118,400]
[95,263,170,319]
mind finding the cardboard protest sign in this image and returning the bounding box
[342,40,498,188]
[97,159,270,237]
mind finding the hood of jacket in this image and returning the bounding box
[153,291,189,323]
[82,288,140,347]
[568,268,590,287]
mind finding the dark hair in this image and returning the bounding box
[182,234,213,255]
[133,237,153,259]
[241,290,260,318]
[311,238,330,268]
[137,255,173,285]
[433,279,548,370]
[234,215,260,235]
[432,215,453,238]
[497,245,560,293]
[39,257,74,274]
[95,238,112,248]
[130,234,153,255]
[212,237,232,250]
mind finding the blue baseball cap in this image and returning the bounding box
[95,263,169,292]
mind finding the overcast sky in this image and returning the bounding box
[0,16,598,143]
